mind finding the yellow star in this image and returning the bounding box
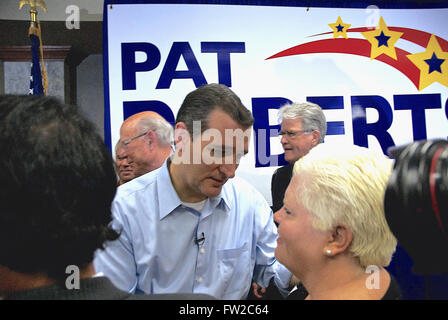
[361,17,403,60]
[407,34,448,90]
[328,16,351,39]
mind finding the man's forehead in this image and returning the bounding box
[282,117,303,128]
[125,111,164,123]
[120,121,140,136]
[201,126,250,153]
[207,108,251,128]
[202,126,251,140]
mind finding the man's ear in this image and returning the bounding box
[146,130,157,151]
[311,130,321,146]
[173,122,191,152]
[324,224,353,257]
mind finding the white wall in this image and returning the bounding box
[77,54,104,139]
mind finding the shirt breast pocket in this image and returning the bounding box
[217,242,250,298]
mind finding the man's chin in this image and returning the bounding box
[284,156,296,164]
[203,186,224,198]
[284,152,301,164]
[120,174,135,182]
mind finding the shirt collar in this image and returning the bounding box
[211,181,233,212]
[156,160,183,220]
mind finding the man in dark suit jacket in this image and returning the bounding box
[248,102,327,300]
[271,102,327,213]
[271,163,294,213]
[0,95,213,300]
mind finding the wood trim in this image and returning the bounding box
[0,45,72,61]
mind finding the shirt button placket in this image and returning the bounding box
[194,215,209,291]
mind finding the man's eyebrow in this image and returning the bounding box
[210,145,233,151]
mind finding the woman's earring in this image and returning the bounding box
[326,249,332,256]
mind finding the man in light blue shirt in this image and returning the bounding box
[94,84,292,299]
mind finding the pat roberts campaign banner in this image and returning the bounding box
[103,2,448,204]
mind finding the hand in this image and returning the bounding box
[289,274,300,288]
[252,282,266,298]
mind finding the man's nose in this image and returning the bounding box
[218,163,237,179]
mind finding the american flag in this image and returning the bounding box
[29,29,44,95]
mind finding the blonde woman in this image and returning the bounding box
[274,143,400,300]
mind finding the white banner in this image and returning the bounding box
[105,4,448,204]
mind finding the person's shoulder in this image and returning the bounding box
[275,164,293,176]
[227,176,261,195]
[381,274,402,300]
[116,167,162,198]
[271,164,293,188]
[224,176,271,213]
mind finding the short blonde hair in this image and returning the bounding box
[293,143,397,268]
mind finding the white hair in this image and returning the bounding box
[293,143,397,268]
[137,116,173,146]
[278,102,327,143]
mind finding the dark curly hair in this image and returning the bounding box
[0,95,120,282]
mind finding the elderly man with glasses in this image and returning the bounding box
[271,102,327,213]
[116,111,173,185]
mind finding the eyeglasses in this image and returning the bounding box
[121,131,147,148]
[278,130,311,139]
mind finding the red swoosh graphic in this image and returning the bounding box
[266,38,421,89]
[310,27,448,50]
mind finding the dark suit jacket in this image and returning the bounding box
[3,277,215,300]
[271,164,294,213]
[246,164,295,301]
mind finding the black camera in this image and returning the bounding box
[385,139,448,274]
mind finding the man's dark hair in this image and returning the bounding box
[0,95,119,282]
[176,83,254,138]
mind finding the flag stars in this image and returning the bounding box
[424,52,445,74]
[407,34,448,90]
[375,31,391,47]
[328,16,351,39]
[361,16,403,60]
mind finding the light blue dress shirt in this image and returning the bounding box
[94,160,291,299]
